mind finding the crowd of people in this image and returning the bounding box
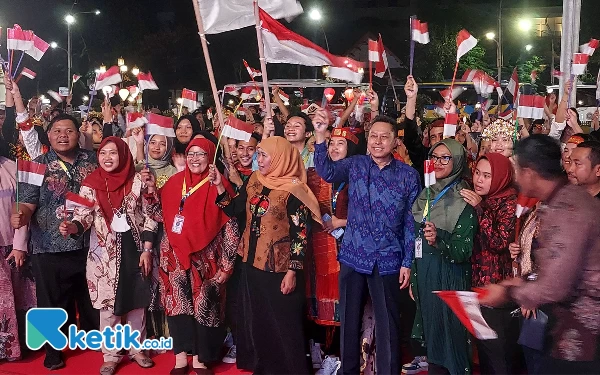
[0,70,599,375]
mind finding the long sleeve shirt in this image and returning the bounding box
[314,142,421,275]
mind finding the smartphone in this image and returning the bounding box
[322,214,344,240]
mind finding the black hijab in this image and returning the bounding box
[173,114,203,154]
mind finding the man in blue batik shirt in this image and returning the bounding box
[314,108,421,375]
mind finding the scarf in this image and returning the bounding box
[173,115,203,154]
[146,135,177,186]
[412,138,470,232]
[477,153,515,199]
[160,138,234,270]
[82,136,135,226]
[256,136,322,223]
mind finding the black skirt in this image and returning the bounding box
[114,230,151,316]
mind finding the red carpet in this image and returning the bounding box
[0,350,250,375]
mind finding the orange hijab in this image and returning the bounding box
[256,136,322,224]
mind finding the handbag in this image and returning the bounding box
[517,309,548,351]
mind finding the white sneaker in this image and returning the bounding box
[222,345,236,364]
[316,356,341,375]
[401,356,428,374]
[223,332,234,348]
[309,339,324,369]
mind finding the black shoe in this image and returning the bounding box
[43,358,65,370]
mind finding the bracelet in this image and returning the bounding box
[143,248,153,253]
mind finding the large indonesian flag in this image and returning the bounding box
[435,290,498,340]
[137,71,159,91]
[146,113,175,137]
[95,66,122,90]
[456,29,478,61]
[198,0,303,34]
[424,159,436,187]
[17,160,46,186]
[259,8,364,84]
[411,19,430,44]
[181,88,198,111]
[7,25,34,51]
[517,95,545,119]
[65,192,95,212]
[25,33,50,61]
[222,115,254,142]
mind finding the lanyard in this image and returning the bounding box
[57,160,72,180]
[331,182,346,214]
[179,176,210,213]
[421,179,461,224]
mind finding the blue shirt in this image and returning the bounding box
[314,142,421,275]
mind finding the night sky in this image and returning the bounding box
[0,0,590,108]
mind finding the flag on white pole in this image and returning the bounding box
[368,39,379,62]
[456,29,477,61]
[7,25,34,51]
[222,115,254,142]
[435,290,498,340]
[411,19,430,44]
[517,95,545,119]
[146,113,175,137]
[572,53,589,75]
[95,66,122,90]
[181,88,198,111]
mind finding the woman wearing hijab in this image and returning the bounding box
[410,139,477,375]
[59,137,158,375]
[174,115,203,155]
[459,152,518,375]
[210,136,321,375]
[158,138,239,375]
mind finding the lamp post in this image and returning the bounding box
[308,8,329,52]
[65,14,75,87]
[485,32,502,82]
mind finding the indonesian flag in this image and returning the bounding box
[243,59,262,78]
[278,91,289,102]
[224,86,240,96]
[17,160,46,186]
[368,39,379,62]
[580,38,599,56]
[507,68,519,97]
[411,19,430,44]
[95,66,122,90]
[146,113,175,137]
[259,8,364,84]
[516,194,538,218]
[552,69,563,79]
[25,34,50,61]
[21,68,36,80]
[240,86,259,100]
[456,29,478,61]
[572,53,589,75]
[127,112,148,129]
[222,115,254,141]
[47,90,63,103]
[65,192,95,212]
[517,95,545,119]
[424,159,436,187]
[7,25,34,51]
[374,34,389,78]
[137,71,159,91]
[462,69,480,82]
[440,87,463,101]
[181,88,198,111]
[72,74,81,83]
[473,72,499,97]
[435,290,498,340]
[198,0,303,34]
[443,113,459,138]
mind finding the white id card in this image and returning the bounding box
[415,237,423,259]
[110,211,131,233]
[172,214,185,234]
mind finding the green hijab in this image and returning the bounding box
[412,138,470,233]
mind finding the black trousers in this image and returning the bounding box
[31,250,99,363]
[538,356,600,375]
[225,255,243,344]
[339,264,402,375]
[475,306,520,374]
[167,315,225,363]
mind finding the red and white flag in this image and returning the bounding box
[181,88,198,111]
[580,38,599,56]
[462,69,480,82]
[516,194,538,218]
[517,95,545,119]
[20,68,36,80]
[222,115,255,142]
[440,87,463,101]
[572,53,589,75]
[374,34,389,78]
[240,86,259,101]
[25,34,49,61]
[552,69,563,79]
[127,112,148,129]
[368,39,379,62]
[7,25,34,51]
[146,113,175,137]
[507,68,519,98]
[443,113,459,138]
[17,160,46,186]
[278,91,290,102]
[259,8,364,84]
[435,290,498,340]
[95,66,122,90]
[198,0,303,34]
[243,59,262,78]
[137,71,159,91]
[411,19,430,44]
[456,29,478,61]
[65,192,95,212]
[72,74,81,83]
[424,159,436,187]
[224,86,240,96]
[47,90,63,103]
[473,72,499,98]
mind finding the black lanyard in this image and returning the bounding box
[332,182,346,215]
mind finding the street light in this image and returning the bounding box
[308,8,322,21]
[50,41,58,49]
[118,57,125,67]
[518,19,532,32]
[99,64,106,73]
[120,65,128,73]
[485,31,502,82]
[94,10,101,15]
[131,66,139,76]
[63,11,100,91]
[525,44,533,51]
[485,32,495,40]
[65,14,75,24]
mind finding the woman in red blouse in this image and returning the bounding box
[459,153,518,375]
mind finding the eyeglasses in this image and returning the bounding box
[430,155,453,165]
[186,151,208,159]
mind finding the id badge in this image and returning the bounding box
[415,237,423,259]
[172,214,185,234]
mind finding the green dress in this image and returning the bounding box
[410,205,477,375]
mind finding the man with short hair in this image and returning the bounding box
[567,140,600,198]
[11,114,99,370]
[314,115,421,375]
[482,134,600,374]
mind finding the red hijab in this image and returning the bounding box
[477,153,515,199]
[82,136,135,226]
[160,138,234,270]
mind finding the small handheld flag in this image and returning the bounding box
[424,160,436,188]
[411,19,430,44]
[65,192,95,212]
[435,290,498,340]
[443,113,459,138]
[222,115,255,142]
[17,160,47,186]
[146,113,175,137]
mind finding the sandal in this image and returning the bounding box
[131,352,155,368]
[99,361,119,375]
